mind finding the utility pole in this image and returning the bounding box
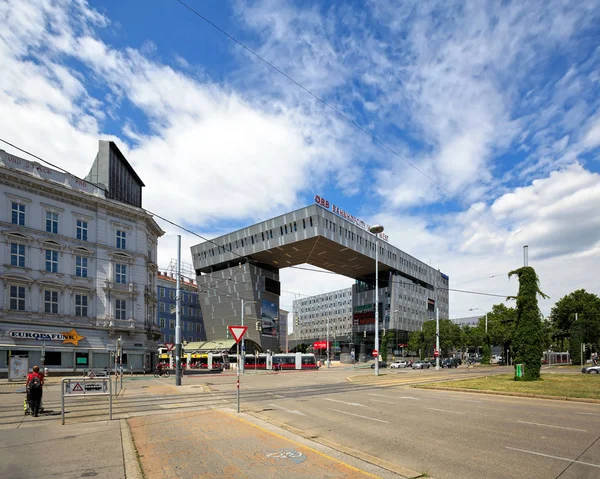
[435,307,440,371]
[326,317,330,368]
[175,235,182,386]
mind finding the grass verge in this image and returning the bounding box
[417,373,600,400]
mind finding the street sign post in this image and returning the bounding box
[228,325,248,413]
[228,326,248,344]
[61,377,112,425]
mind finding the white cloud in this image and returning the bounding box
[2,0,600,326]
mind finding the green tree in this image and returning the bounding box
[549,289,600,364]
[486,304,517,363]
[407,319,461,359]
[380,331,393,362]
[508,266,548,381]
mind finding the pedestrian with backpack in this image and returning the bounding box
[26,365,44,417]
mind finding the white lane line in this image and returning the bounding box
[329,408,389,423]
[576,412,600,417]
[428,395,481,403]
[368,393,418,400]
[517,421,586,432]
[324,398,367,407]
[425,407,465,415]
[370,399,394,404]
[266,392,285,398]
[266,403,305,416]
[506,447,600,469]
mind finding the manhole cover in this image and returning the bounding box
[257,449,307,466]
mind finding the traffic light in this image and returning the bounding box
[295,318,300,326]
[256,320,262,332]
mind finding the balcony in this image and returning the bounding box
[96,316,140,335]
[104,279,138,295]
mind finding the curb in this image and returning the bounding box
[244,410,427,479]
[121,419,143,479]
[413,385,600,404]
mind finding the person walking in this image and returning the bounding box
[26,365,44,417]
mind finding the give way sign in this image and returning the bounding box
[228,326,248,343]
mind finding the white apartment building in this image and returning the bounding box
[0,141,164,375]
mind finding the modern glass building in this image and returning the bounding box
[190,198,449,360]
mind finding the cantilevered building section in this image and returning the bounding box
[190,203,449,357]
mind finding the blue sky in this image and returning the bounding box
[2,0,600,318]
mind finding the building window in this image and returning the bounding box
[169,319,175,329]
[75,294,88,317]
[10,285,25,310]
[115,299,126,320]
[196,323,202,332]
[46,211,58,234]
[159,303,165,312]
[75,256,88,277]
[44,290,58,314]
[160,287,165,297]
[12,202,25,226]
[169,290,174,299]
[76,220,88,241]
[10,243,25,267]
[45,250,58,273]
[159,318,165,328]
[115,263,127,284]
[116,230,127,249]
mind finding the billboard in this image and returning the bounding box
[261,300,279,338]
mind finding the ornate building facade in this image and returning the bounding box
[0,141,164,375]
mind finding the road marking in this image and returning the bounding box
[424,407,465,415]
[324,398,366,407]
[517,421,586,432]
[576,412,600,417]
[370,399,394,404]
[368,393,417,400]
[266,392,285,399]
[266,403,305,416]
[428,395,481,403]
[329,408,389,423]
[506,447,600,468]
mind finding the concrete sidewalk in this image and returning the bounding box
[128,409,413,479]
[0,419,141,479]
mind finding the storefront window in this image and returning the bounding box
[45,351,62,365]
[75,352,89,366]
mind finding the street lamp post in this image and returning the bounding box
[326,316,330,368]
[470,307,489,364]
[369,224,384,376]
[241,299,257,374]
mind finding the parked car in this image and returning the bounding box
[390,360,408,368]
[412,361,430,369]
[441,358,458,368]
[371,361,388,369]
[581,365,600,374]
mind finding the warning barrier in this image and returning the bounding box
[61,377,112,425]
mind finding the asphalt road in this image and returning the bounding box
[1,366,599,479]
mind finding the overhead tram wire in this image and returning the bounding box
[172,0,508,234]
[1,138,510,300]
[0,137,260,266]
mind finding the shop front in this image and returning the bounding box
[0,325,151,376]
